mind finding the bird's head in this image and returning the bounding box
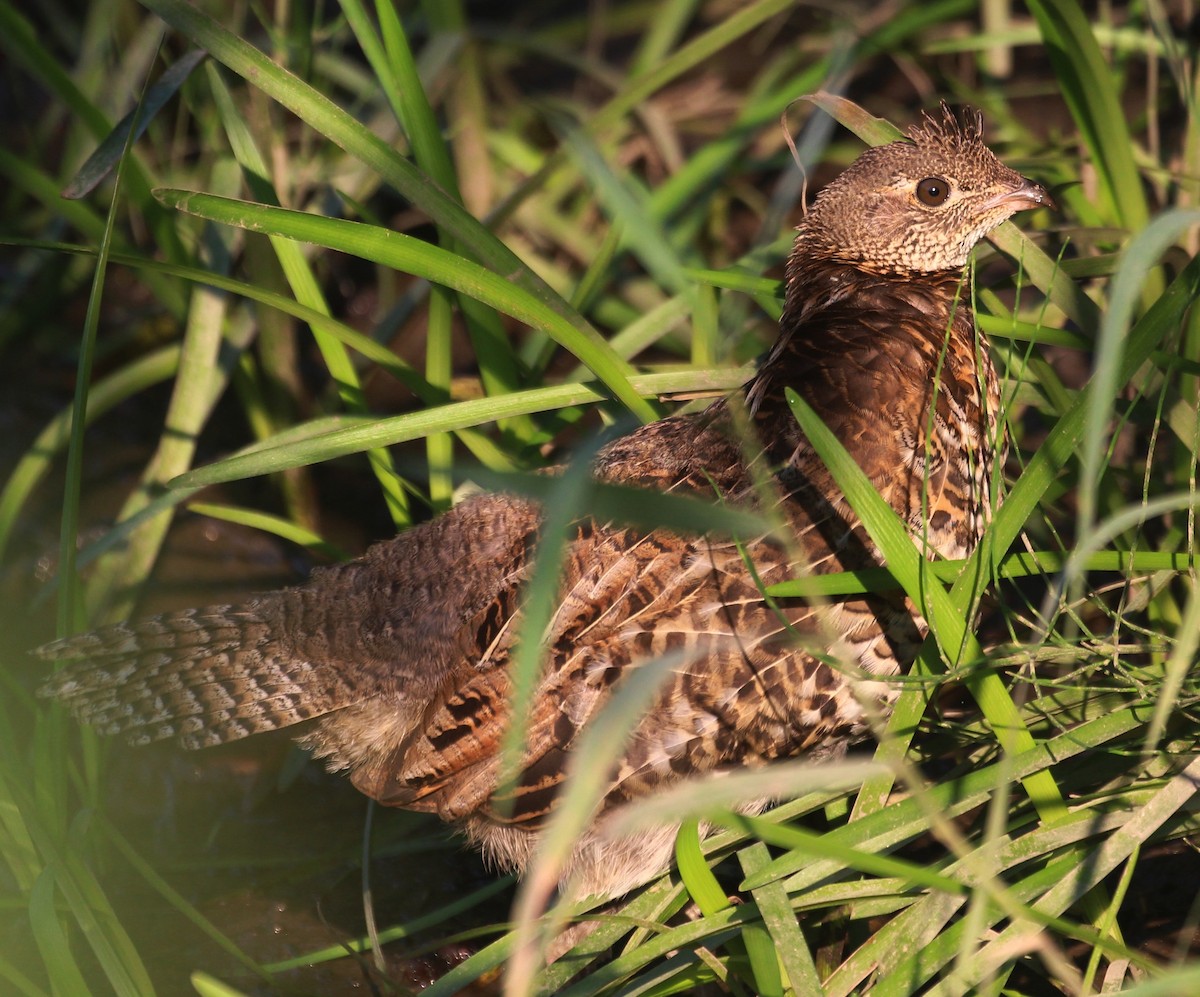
[795,103,1053,274]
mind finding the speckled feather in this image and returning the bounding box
[36,104,1051,903]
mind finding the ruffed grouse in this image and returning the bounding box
[38,105,1051,903]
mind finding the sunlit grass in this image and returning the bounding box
[1,1,1199,995]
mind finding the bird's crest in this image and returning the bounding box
[906,101,985,152]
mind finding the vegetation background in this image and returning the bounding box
[1,0,1199,994]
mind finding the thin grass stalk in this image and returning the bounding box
[0,236,519,469]
[82,159,240,624]
[205,61,413,525]
[139,0,659,420]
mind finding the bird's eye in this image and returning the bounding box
[916,177,950,206]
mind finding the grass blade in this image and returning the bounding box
[154,188,656,420]
[62,48,206,199]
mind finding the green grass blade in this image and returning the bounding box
[0,952,48,997]
[605,759,885,839]
[100,817,274,986]
[259,876,515,972]
[0,0,188,266]
[1026,0,1150,232]
[0,237,519,471]
[587,0,793,132]
[83,161,240,623]
[345,0,534,443]
[419,935,514,997]
[46,42,152,839]
[24,814,155,997]
[508,648,693,992]
[341,3,456,507]
[732,704,1151,893]
[0,147,185,315]
[786,387,1069,820]
[557,116,694,298]
[928,756,1200,997]
[28,870,92,996]
[723,812,968,898]
[139,0,637,402]
[189,972,253,997]
[62,48,206,199]
[205,63,412,524]
[986,222,1100,333]
[675,820,730,916]
[184,501,348,561]
[766,548,1196,599]
[154,188,655,420]
[167,368,743,489]
[0,762,40,893]
[785,388,976,663]
[988,251,1200,561]
[1077,211,1200,544]
[0,2,110,137]
[854,250,1200,819]
[737,841,822,996]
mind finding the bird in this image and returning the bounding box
[37,103,1052,907]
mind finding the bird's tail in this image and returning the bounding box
[35,492,543,753]
[35,590,361,749]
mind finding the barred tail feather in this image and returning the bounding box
[35,597,358,749]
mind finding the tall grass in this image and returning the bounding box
[1,1,1198,995]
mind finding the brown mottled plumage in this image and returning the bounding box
[37,105,1051,903]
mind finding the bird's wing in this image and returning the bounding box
[370,414,914,827]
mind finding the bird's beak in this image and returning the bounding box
[988,177,1056,213]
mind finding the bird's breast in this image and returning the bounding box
[754,263,1004,564]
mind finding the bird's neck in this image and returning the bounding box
[744,251,996,460]
[781,254,972,337]
[738,253,1003,562]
